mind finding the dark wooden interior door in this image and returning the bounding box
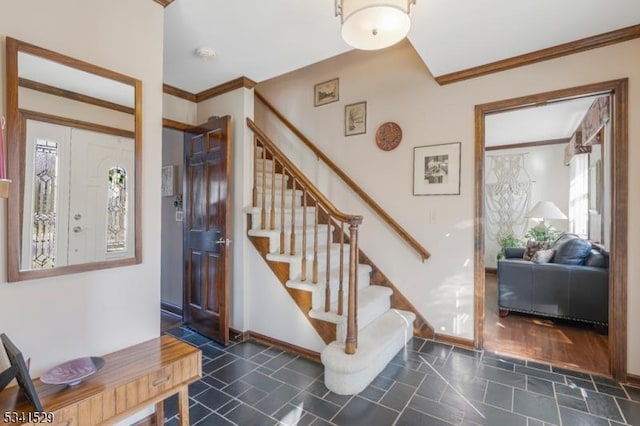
[183,116,232,345]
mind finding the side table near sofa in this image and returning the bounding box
[497,233,609,325]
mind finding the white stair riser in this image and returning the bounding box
[254,158,276,170]
[288,247,353,280]
[248,208,317,231]
[254,172,289,188]
[309,268,371,309]
[256,191,303,207]
[336,294,391,342]
[250,227,332,254]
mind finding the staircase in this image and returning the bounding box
[245,119,415,395]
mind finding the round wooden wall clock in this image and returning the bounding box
[375,122,402,151]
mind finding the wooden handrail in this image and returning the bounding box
[255,91,431,261]
[247,118,362,226]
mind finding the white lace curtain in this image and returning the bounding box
[569,154,589,238]
[485,154,531,243]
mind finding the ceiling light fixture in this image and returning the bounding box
[194,47,216,59]
[335,0,416,50]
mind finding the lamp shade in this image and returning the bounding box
[526,201,568,220]
[339,0,413,50]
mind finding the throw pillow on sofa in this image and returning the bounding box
[523,240,543,261]
[533,249,555,264]
[585,249,609,268]
[552,235,592,265]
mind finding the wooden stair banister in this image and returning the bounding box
[255,91,431,261]
[247,117,361,355]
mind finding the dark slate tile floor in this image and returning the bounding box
[164,326,640,425]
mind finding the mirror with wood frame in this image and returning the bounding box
[5,37,142,282]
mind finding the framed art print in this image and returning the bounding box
[413,142,461,195]
[161,165,176,197]
[344,101,366,136]
[314,78,339,106]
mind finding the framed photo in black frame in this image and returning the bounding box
[413,142,461,196]
[0,333,43,411]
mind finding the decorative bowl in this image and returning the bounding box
[40,357,105,386]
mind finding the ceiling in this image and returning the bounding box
[485,96,601,147]
[162,0,640,94]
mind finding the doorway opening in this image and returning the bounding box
[475,80,628,380]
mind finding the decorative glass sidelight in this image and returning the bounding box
[106,166,127,253]
[32,139,59,268]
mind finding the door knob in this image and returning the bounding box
[215,238,232,246]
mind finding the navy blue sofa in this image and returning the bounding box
[497,234,609,325]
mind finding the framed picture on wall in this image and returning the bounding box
[413,142,461,195]
[344,101,366,136]
[314,78,339,106]
[161,165,176,197]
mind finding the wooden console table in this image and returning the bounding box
[0,335,201,425]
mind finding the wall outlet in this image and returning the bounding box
[176,210,183,222]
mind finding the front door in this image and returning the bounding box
[183,116,232,344]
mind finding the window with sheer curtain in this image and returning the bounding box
[569,154,589,238]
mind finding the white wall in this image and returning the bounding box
[163,93,197,126]
[484,143,570,267]
[0,0,163,377]
[161,128,184,308]
[256,38,640,373]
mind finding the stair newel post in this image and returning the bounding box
[338,221,345,316]
[290,179,296,255]
[280,167,286,254]
[260,144,267,229]
[325,211,332,313]
[252,138,259,207]
[312,199,319,284]
[270,156,277,230]
[345,219,361,355]
[301,188,308,282]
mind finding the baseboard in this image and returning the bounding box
[626,373,640,387]
[161,302,182,317]
[230,327,249,343]
[434,333,475,350]
[246,330,321,363]
[229,328,473,363]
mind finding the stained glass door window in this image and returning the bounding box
[31,139,59,268]
[106,166,127,252]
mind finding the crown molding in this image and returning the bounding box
[435,24,640,85]
[163,77,256,103]
[196,77,256,102]
[163,84,197,102]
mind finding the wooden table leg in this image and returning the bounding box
[178,386,190,426]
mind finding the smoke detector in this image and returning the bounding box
[194,47,216,59]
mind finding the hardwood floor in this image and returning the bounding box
[484,272,610,376]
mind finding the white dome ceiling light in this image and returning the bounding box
[194,46,216,59]
[335,0,416,50]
